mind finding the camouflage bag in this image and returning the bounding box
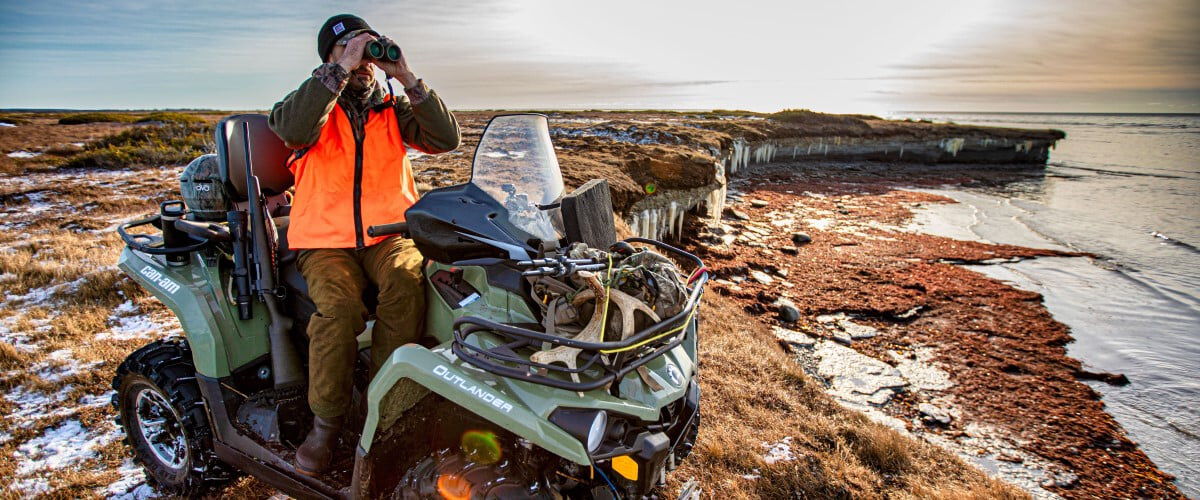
[179,154,228,221]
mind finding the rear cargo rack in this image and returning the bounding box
[451,238,708,391]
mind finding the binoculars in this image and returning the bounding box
[366,39,402,62]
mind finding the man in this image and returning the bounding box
[268,13,460,476]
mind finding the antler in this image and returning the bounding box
[529,271,661,386]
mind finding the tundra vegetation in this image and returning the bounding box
[0,109,1038,497]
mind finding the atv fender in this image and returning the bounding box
[360,344,592,466]
[117,248,270,378]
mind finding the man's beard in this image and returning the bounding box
[347,71,375,91]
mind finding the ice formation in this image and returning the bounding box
[753,143,777,164]
[939,138,966,157]
[630,203,689,241]
[726,140,751,173]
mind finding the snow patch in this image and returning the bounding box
[13,419,120,476]
[7,150,42,158]
[106,459,157,499]
[35,349,103,383]
[5,385,71,422]
[0,315,40,352]
[761,436,796,465]
[98,314,160,341]
[113,300,138,315]
[4,275,87,305]
[80,389,115,407]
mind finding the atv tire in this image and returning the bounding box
[394,448,553,499]
[112,338,234,495]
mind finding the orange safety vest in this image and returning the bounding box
[287,95,420,249]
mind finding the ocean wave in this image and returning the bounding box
[1048,162,1196,180]
[1151,231,1200,253]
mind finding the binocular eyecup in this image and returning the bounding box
[366,39,402,62]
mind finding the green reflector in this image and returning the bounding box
[460,430,502,464]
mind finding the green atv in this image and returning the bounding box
[111,113,708,498]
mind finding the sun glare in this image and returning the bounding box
[502,0,1000,112]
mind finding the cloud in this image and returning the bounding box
[881,0,1200,110]
[1,0,1196,111]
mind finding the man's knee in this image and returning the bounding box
[313,293,368,322]
[300,249,369,321]
[371,242,424,304]
[376,264,424,305]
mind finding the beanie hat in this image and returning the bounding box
[317,14,378,62]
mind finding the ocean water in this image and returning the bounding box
[893,113,1200,495]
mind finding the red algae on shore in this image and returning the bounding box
[681,164,1184,499]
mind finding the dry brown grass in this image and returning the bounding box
[0,341,28,371]
[663,295,1024,499]
[0,123,190,497]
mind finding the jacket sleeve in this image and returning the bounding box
[393,81,461,154]
[268,69,342,149]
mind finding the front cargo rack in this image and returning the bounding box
[451,238,709,391]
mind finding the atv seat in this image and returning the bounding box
[214,114,379,340]
[215,114,295,203]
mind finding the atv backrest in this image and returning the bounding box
[216,114,294,201]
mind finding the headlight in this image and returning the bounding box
[586,411,607,452]
[550,408,609,453]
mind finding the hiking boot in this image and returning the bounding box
[295,414,344,476]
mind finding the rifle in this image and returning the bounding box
[241,122,303,389]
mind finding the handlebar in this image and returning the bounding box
[117,214,210,255]
[174,219,231,242]
[367,222,409,238]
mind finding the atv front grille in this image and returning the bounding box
[451,238,708,392]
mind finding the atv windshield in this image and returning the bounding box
[470,114,565,242]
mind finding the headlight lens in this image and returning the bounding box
[551,408,610,454]
[586,411,608,452]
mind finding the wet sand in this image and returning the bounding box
[681,161,1184,498]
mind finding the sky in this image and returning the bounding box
[0,0,1197,113]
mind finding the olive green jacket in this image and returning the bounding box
[268,69,460,154]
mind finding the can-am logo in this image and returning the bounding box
[433,365,514,413]
[666,364,684,386]
[139,265,181,295]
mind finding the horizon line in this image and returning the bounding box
[3,107,1198,117]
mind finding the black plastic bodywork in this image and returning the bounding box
[197,375,343,500]
[405,182,536,263]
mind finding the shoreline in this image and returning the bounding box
[681,160,1185,498]
[913,188,1200,496]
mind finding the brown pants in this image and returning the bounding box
[297,237,425,419]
